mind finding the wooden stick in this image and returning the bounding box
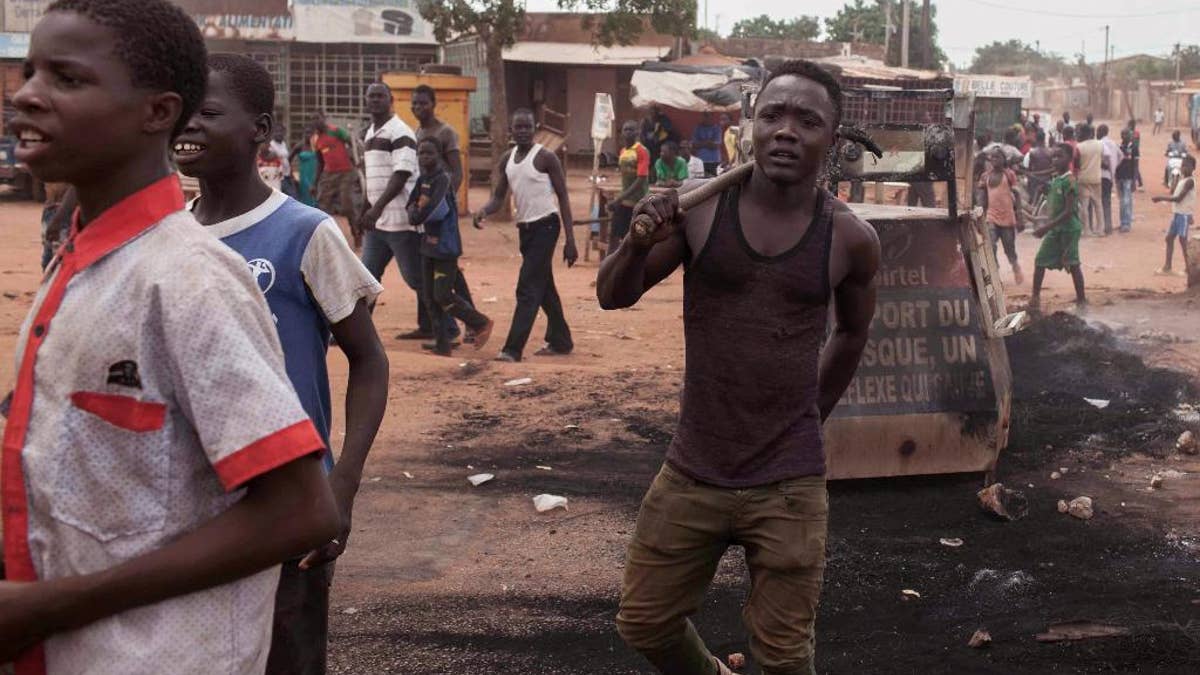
[631,162,755,242]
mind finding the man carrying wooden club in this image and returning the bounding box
[597,59,881,675]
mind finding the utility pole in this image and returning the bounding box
[900,0,910,68]
[1102,25,1109,79]
[921,0,931,69]
[883,0,892,60]
[1177,42,1183,83]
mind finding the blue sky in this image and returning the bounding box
[524,0,1199,68]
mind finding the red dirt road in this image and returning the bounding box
[0,123,1197,674]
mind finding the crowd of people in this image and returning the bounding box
[971,108,1195,311]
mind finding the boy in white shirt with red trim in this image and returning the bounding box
[0,1,338,672]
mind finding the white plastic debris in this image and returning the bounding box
[468,473,494,486]
[533,494,569,512]
[402,471,414,479]
[900,589,921,600]
[939,537,964,548]
[1084,398,1110,409]
[343,607,359,615]
[504,377,533,387]
[482,296,499,303]
[536,465,553,471]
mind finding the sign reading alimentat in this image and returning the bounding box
[953,75,1033,100]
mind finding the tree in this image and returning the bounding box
[729,14,820,41]
[417,0,523,204]
[561,0,697,46]
[825,0,945,69]
[419,0,694,218]
[969,40,1067,80]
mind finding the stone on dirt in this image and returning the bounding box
[968,629,992,649]
[1067,496,1094,520]
[1178,430,1198,454]
[1150,473,1164,489]
[977,483,1029,521]
[533,494,568,512]
[727,653,746,669]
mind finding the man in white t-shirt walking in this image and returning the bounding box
[358,82,445,342]
[473,108,578,362]
[1154,108,1165,135]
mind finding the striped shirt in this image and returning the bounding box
[362,115,418,232]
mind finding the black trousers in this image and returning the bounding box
[502,214,573,359]
[266,561,333,675]
[423,256,489,350]
[609,203,635,257]
[1101,177,1114,234]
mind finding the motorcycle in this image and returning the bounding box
[1167,147,1189,192]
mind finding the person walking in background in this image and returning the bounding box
[408,136,494,356]
[691,110,722,176]
[269,123,294,197]
[474,108,578,363]
[1031,144,1087,312]
[357,83,450,344]
[291,131,321,207]
[1099,124,1120,235]
[411,83,479,344]
[312,111,356,220]
[1154,107,1165,135]
[1153,155,1195,276]
[680,139,706,179]
[1075,125,1103,234]
[979,148,1024,284]
[1116,128,1137,233]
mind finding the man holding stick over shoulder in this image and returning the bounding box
[597,60,881,675]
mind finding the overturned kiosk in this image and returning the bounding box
[822,71,1025,480]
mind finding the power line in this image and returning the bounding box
[959,0,1199,19]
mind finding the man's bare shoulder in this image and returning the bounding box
[829,198,880,252]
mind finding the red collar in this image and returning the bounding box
[66,174,184,271]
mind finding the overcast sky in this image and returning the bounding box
[524,0,1199,68]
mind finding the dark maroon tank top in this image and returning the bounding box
[666,180,835,488]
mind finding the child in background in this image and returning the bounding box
[653,141,689,188]
[1153,155,1196,275]
[679,139,706,180]
[256,142,285,191]
[408,136,494,356]
[290,132,321,207]
[1031,144,1087,312]
[978,148,1024,284]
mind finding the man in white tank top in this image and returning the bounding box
[473,108,578,362]
[1153,155,1196,274]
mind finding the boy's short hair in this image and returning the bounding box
[413,84,436,105]
[662,140,678,154]
[209,53,275,117]
[48,0,206,137]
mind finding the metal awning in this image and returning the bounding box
[503,41,669,66]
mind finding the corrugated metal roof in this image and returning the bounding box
[503,41,669,66]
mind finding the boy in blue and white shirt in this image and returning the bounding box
[175,54,389,675]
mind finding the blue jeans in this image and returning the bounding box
[361,229,457,338]
[1118,179,1134,232]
